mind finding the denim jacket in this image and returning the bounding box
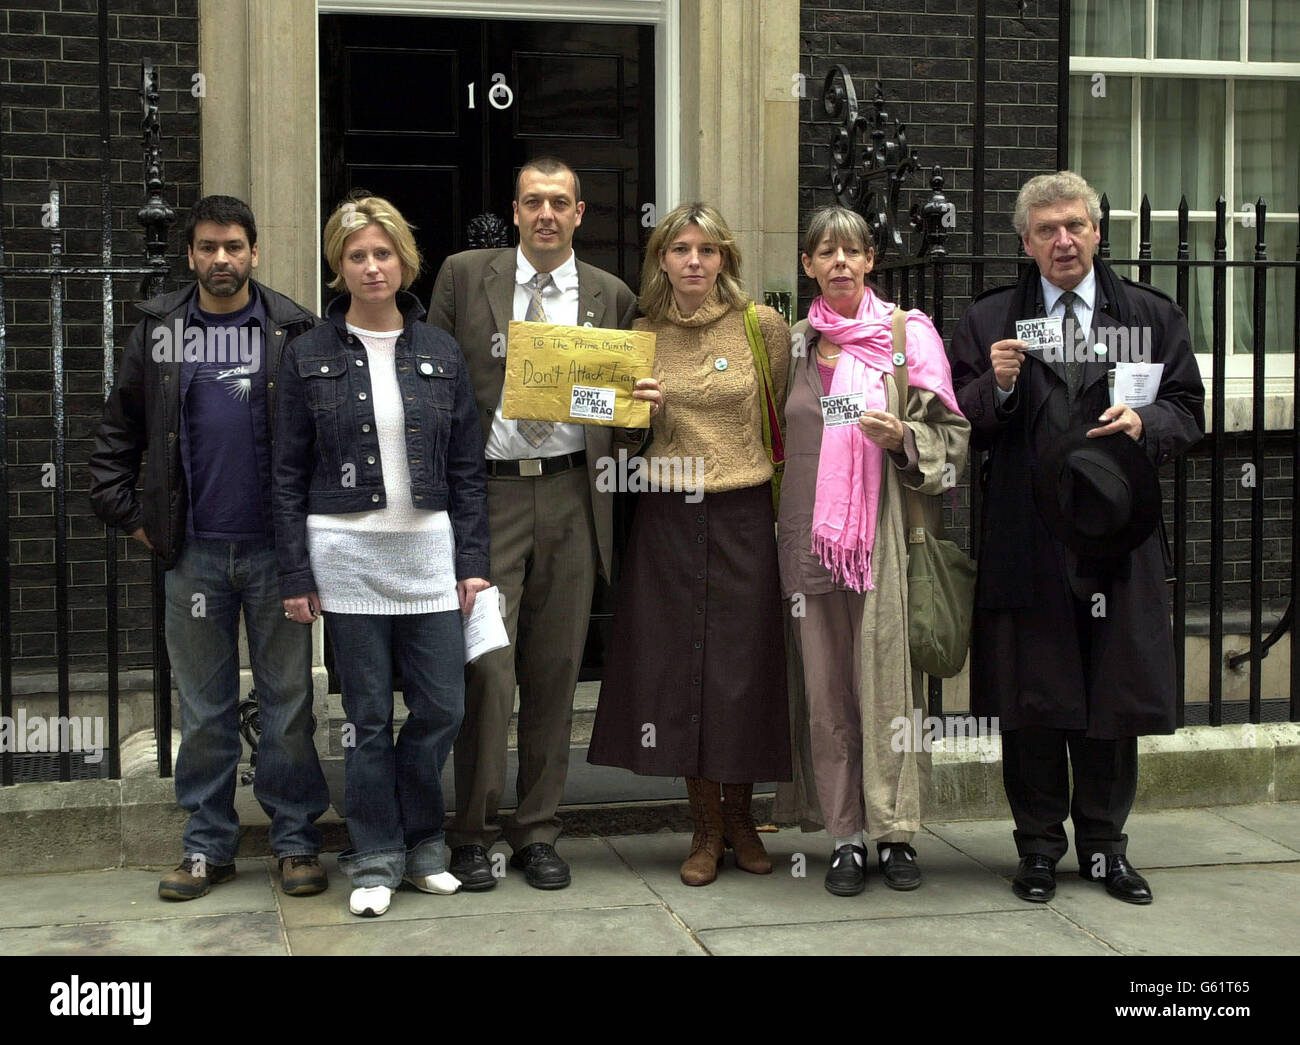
[273,291,490,598]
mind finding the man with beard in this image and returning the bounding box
[951,171,1204,905]
[90,195,331,901]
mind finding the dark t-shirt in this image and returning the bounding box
[179,287,272,541]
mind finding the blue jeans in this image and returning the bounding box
[165,538,329,864]
[326,610,465,889]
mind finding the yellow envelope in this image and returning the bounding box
[502,321,656,428]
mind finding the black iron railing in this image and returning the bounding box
[0,1,173,784]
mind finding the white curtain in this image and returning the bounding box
[1249,0,1300,60]
[1069,75,1132,206]
[1233,80,1300,353]
[1156,0,1239,59]
[1072,0,1142,56]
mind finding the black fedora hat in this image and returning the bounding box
[1033,426,1162,559]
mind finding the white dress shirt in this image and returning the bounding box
[484,248,586,460]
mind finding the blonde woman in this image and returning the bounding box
[273,195,490,917]
[588,202,792,886]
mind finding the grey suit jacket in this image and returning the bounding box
[428,246,639,581]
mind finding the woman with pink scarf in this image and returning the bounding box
[776,206,970,897]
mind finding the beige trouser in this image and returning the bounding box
[449,466,597,851]
[795,590,924,843]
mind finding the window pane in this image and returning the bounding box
[1249,0,1300,60]
[1072,0,1143,57]
[1149,220,1217,354]
[1234,221,1298,353]
[1141,79,1225,211]
[1070,75,1133,208]
[1235,81,1300,212]
[1156,0,1239,59]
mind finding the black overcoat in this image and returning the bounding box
[950,260,1205,738]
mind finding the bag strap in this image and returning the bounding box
[890,307,927,545]
[744,302,785,464]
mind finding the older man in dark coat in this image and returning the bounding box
[951,171,1204,905]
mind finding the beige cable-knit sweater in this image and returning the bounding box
[638,289,791,494]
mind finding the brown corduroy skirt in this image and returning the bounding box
[588,482,791,782]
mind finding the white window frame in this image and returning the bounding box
[1070,0,1300,428]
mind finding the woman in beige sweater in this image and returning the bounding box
[588,202,792,886]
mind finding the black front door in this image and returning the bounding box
[319,14,655,306]
[318,14,656,684]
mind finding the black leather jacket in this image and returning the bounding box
[88,280,317,566]
[272,291,490,599]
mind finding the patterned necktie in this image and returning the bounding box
[517,272,555,449]
[1058,289,1086,402]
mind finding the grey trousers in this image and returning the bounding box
[449,466,597,851]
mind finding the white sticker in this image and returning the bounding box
[1015,316,1065,358]
[820,392,865,427]
[569,384,616,422]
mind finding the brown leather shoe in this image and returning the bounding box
[681,777,725,886]
[278,855,328,897]
[158,856,236,901]
[721,783,772,874]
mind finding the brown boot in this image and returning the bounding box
[681,777,725,886]
[721,783,773,874]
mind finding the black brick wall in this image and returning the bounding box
[1,0,200,673]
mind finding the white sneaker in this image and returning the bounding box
[349,885,392,917]
[404,871,462,895]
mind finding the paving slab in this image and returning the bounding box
[926,807,1299,875]
[1211,802,1300,853]
[606,828,1021,931]
[0,858,276,929]
[287,904,705,956]
[1047,862,1300,956]
[0,912,287,956]
[697,908,1118,956]
[277,840,661,929]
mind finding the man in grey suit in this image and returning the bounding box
[428,156,659,890]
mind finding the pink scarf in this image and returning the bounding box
[809,287,961,591]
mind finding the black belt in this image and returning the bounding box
[485,450,586,478]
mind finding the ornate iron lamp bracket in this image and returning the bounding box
[822,69,919,258]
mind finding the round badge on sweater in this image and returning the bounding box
[715,358,728,371]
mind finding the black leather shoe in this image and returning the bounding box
[509,842,571,890]
[1079,853,1153,904]
[1012,854,1057,902]
[824,844,867,897]
[877,842,922,891]
[449,844,497,892]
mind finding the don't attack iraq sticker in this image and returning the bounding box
[569,384,616,421]
[820,392,865,427]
